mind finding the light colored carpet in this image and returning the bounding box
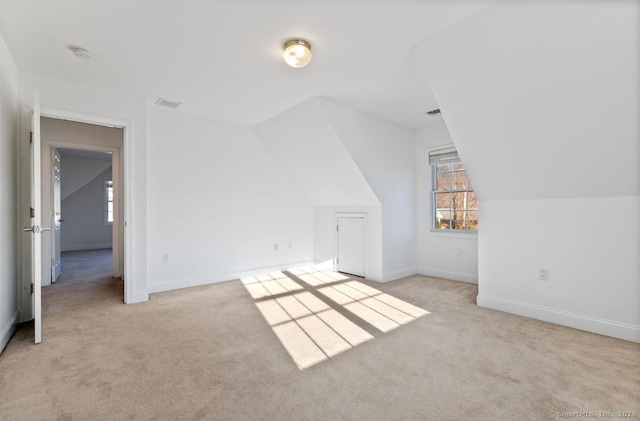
[1,261,638,420]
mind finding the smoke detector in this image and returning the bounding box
[69,46,93,60]
[155,98,183,109]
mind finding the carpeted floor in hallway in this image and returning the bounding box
[55,248,114,285]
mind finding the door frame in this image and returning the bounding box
[18,106,134,322]
[334,213,368,279]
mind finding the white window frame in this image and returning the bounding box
[429,148,478,233]
[105,177,113,225]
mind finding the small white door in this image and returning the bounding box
[24,91,45,344]
[52,149,62,281]
[337,217,365,277]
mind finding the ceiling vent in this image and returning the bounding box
[426,108,441,116]
[155,98,183,109]
[69,46,93,60]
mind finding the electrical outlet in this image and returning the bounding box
[538,267,548,281]
[288,242,292,249]
[274,243,278,251]
[162,253,169,263]
[455,248,461,257]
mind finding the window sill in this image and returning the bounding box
[427,230,478,240]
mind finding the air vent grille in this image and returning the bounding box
[155,98,182,109]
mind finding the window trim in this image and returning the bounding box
[429,148,478,234]
[104,177,113,226]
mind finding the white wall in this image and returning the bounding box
[414,0,640,342]
[318,100,417,281]
[61,164,113,251]
[253,98,385,281]
[479,197,640,342]
[18,71,148,303]
[146,107,314,292]
[416,119,478,283]
[0,33,18,353]
[254,98,419,282]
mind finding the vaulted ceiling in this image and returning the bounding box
[0,0,497,128]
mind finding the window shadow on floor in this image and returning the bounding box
[241,266,429,370]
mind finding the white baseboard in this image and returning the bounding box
[313,260,336,270]
[477,294,640,344]
[1,310,19,355]
[418,267,478,284]
[61,243,112,252]
[148,260,316,294]
[382,266,418,283]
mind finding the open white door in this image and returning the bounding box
[337,217,365,277]
[52,149,62,281]
[23,91,47,344]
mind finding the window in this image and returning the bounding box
[430,149,478,231]
[105,178,114,224]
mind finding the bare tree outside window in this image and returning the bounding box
[431,151,478,231]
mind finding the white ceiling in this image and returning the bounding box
[0,0,497,128]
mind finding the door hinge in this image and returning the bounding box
[31,283,34,294]
[29,131,33,144]
[51,159,54,167]
[336,225,339,232]
[51,258,55,266]
[336,258,339,264]
[30,207,35,218]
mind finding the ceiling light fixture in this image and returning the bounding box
[69,46,93,60]
[283,39,312,68]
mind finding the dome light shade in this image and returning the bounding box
[283,39,312,68]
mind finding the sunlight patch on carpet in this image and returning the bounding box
[241,272,303,299]
[242,267,428,370]
[254,290,373,369]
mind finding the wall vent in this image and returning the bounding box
[155,98,183,109]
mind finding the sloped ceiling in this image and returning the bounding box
[317,99,415,207]
[59,154,112,201]
[0,0,497,128]
[253,98,380,207]
[413,0,639,201]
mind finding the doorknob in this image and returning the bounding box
[23,226,51,233]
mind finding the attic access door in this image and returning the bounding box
[336,216,365,278]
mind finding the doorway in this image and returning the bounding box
[18,103,133,338]
[40,118,124,293]
[336,216,366,278]
[54,147,115,285]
